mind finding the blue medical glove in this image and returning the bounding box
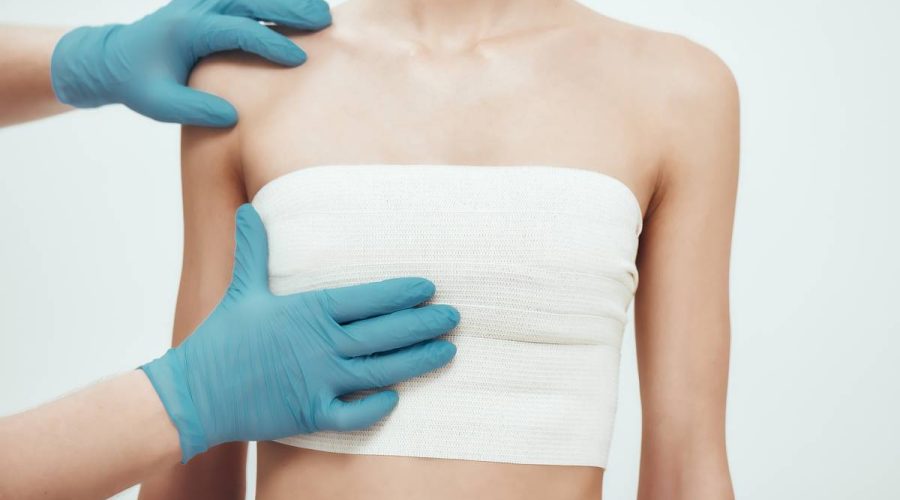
[50,0,332,127]
[141,204,460,463]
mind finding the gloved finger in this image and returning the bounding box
[342,339,457,393]
[317,390,399,432]
[126,80,238,127]
[193,15,307,66]
[229,204,270,294]
[313,277,437,324]
[223,0,332,30]
[335,305,460,357]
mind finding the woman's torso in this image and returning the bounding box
[205,1,676,497]
[251,164,642,500]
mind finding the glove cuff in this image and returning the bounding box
[140,348,209,463]
[50,24,123,108]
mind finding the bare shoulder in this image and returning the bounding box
[611,22,740,200]
[572,10,741,202]
[632,27,741,178]
[576,11,739,113]
[619,27,740,205]
[640,28,740,117]
[624,23,740,173]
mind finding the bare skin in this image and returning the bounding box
[0,371,181,499]
[0,26,72,127]
[139,0,739,498]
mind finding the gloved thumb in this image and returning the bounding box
[126,80,238,127]
[229,204,271,295]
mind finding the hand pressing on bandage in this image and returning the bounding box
[141,204,460,463]
[50,0,332,126]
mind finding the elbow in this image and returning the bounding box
[638,426,734,500]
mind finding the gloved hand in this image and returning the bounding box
[141,204,460,463]
[50,0,332,127]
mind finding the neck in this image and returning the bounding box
[353,0,568,51]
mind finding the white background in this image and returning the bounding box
[2,1,899,498]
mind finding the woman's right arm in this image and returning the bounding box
[138,57,250,500]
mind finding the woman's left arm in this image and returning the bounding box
[634,38,740,500]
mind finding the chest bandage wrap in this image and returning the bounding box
[251,164,643,467]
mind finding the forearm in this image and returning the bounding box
[0,370,181,499]
[0,25,73,127]
[137,286,249,500]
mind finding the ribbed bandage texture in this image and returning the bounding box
[251,164,643,467]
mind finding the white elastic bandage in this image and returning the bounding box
[252,164,642,467]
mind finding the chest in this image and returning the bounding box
[240,44,651,186]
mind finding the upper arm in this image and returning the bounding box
[174,54,253,345]
[172,125,247,343]
[138,57,250,500]
[633,35,740,498]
